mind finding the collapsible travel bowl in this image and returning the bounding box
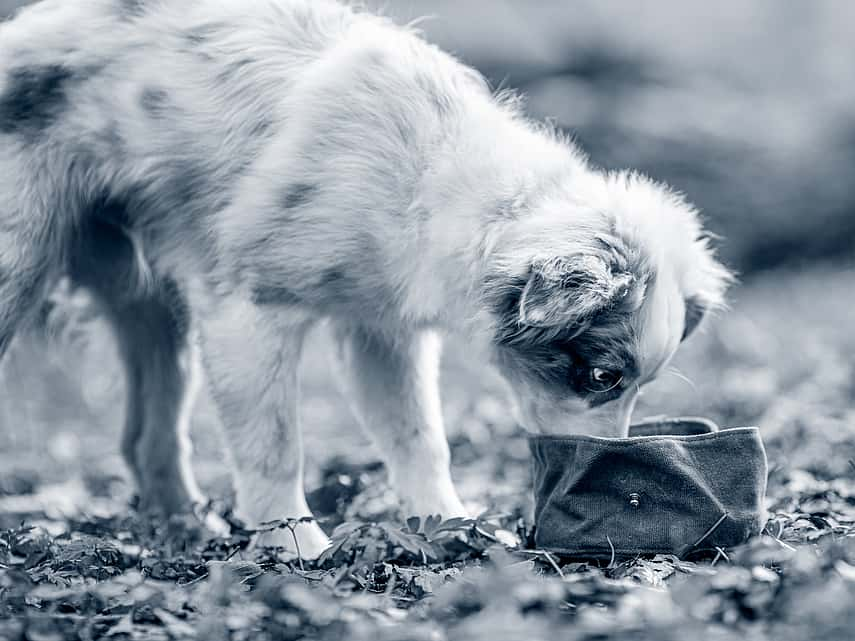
[528,417,768,559]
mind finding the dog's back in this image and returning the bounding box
[0,0,500,324]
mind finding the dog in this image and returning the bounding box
[0,0,731,557]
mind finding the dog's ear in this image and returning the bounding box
[679,238,735,341]
[518,254,636,328]
[681,296,705,340]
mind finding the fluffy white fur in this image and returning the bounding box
[0,0,731,557]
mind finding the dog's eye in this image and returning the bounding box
[586,367,623,393]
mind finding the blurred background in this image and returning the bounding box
[1,1,853,520]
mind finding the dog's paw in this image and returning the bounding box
[194,506,232,538]
[402,492,470,522]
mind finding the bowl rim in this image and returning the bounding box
[527,425,760,446]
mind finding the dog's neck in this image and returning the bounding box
[400,101,586,351]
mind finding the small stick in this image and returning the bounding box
[690,511,729,549]
[518,550,564,577]
[711,546,730,567]
[542,550,565,578]
[766,534,796,552]
[287,522,305,571]
[711,548,723,566]
[676,511,729,559]
[181,572,210,586]
[606,534,616,568]
[523,550,566,578]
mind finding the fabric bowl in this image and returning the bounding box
[528,417,768,559]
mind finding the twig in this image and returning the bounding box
[473,525,499,542]
[224,545,243,562]
[507,560,536,570]
[541,550,565,578]
[606,534,616,568]
[675,511,730,559]
[286,522,305,571]
[766,533,796,552]
[691,511,729,549]
[711,547,730,567]
[180,572,210,587]
[520,549,564,578]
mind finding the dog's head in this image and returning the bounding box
[484,170,732,436]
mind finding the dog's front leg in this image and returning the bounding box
[197,295,329,558]
[329,322,467,520]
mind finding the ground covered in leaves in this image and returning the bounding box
[1,265,855,641]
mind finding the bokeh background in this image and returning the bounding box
[1,0,853,520]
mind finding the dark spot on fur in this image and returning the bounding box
[319,267,344,286]
[232,58,254,71]
[185,28,208,46]
[495,196,524,220]
[280,183,318,210]
[184,22,227,46]
[490,271,640,403]
[0,334,13,360]
[247,116,273,139]
[317,267,353,295]
[315,266,359,304]
[217,57,255,83]
[121,160,215,225]
[117,0,146,18]
[241,235,273,257]
[140,87,169,118]
[0,65,73,136]
[183,23,227,62]
[168,163,211,210]
[251,284,303,307]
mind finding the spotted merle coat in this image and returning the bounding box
[0,0,731,556]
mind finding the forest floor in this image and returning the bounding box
[1,263,854,641]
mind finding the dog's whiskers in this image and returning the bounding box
[666,366,697,391]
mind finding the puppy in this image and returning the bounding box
[0,0,731,556]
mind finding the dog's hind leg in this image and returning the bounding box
[0,154,63,361]
[69,220,204,516]
[111,280,203,516]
